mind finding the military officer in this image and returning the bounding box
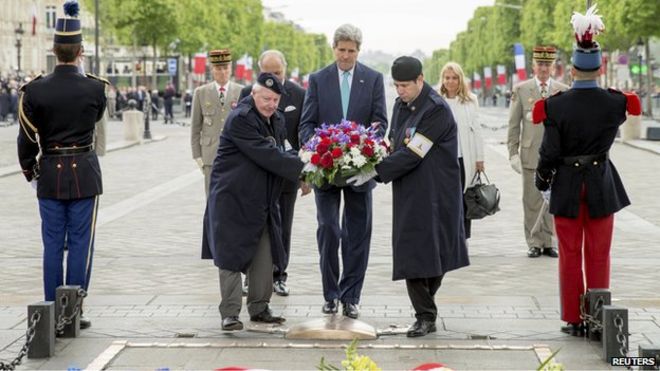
[190,49,244,196]
[507,46,568,258]
[202,73,304,331]
[348,57,469,337]
[239,50,310,297]
[533,6,639,336]
[17,1,107,329]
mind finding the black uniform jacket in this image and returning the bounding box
[201,96,304,272]
[239,80,306,193]
[537,87,630,218]
[375,83,469,280]
[17,65,107,199]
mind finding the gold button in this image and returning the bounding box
[57,164,62,169]
[72,163,77,168]
[574,163,579,167]
[593,161,598,165]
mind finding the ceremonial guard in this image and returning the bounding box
[17,0,108,329]
[507,46,569,258]
[190,49,243,196]
[348,57,469,337]
[202,73,304,331]
[533,5,640,336]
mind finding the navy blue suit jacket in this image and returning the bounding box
[299,62,387,145]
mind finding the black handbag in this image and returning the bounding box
[464,171,500,220]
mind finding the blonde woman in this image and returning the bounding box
[439,62,485,239]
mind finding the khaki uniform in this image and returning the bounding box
[507,78,568,248]
[190,81,243,196]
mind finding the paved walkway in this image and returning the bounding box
[1,109,659,370]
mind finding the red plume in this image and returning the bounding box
[532,99,547,124]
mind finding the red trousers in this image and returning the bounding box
[554,198,613,323]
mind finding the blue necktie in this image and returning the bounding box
[341,70,350,118]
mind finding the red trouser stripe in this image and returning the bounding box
[554,198,613,323]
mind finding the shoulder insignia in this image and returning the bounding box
[85,73,110,85]
[18,74,43,92]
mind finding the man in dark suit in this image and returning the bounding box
[17,4,107,330]
[239,50,310,296]
[299,24,388,319]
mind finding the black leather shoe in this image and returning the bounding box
[342,302,359,319]
[527,247,542,258]
[543,247,559,258]
[560,322,584,337]
[222,316,244,331]
[250,308,285,324]
[79,316,91,330]
[407,319,437,337]
[322,299,339,314]
[273,280,290,296]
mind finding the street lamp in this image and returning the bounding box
[636,37,644,94]
[14,23,24,74]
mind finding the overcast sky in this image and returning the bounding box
[262,0,496,56]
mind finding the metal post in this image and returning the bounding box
[602,306,628,363]
[638,344,660,370]
[143,105,152,140]
[27,302,55,358]
[14,23,24,74]
[638,53,643,94]
[586,289,610,341]
[94,0,100,75]
[55,286,81,338]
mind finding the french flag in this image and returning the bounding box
[484,66,492,89]
[235,54,247,80]
[497,65,506,85]
[514,43,527,81]
[473,72,482,90]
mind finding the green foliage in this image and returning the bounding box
[317,339,381,371]
[441,0,659,86]
[424,49,450,88]
[82,0,332,79]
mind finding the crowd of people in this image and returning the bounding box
[17,3,639,342]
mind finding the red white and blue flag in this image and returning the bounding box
[514,43,527,81]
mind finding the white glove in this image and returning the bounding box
[347,169,377,186]
[195,157,204,170]
[31,180,38,190]
[509,154,522,174]
[542,189,551,202]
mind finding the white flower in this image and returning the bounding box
[299,150,313,163]
[352,153,367,168]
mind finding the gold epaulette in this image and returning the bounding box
[18,74,43,92]
[85,73,110,85]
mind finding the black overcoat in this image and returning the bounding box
[201,96,304,272]
[375,83,469,280]
[537,87,630,218]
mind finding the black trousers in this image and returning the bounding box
[406,275,444,321]
[458,157,472,239]
[274,189,297,282]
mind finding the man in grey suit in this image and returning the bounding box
[507,46,568,258]
[191,49,244,196]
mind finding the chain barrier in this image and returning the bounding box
[580,294,604,333]
[55,288,87,334]
[0,311,42,371]
[614,314,628,358]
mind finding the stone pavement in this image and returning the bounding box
[1,108,659,370]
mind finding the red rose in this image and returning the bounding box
[362,145,374,157]
[331,147,343,158]
[311,153,321,165]
[350,134,361,144]
[320,152,334,169]
[321,137,332,145]
[364,139,374,146]
[316,142,329,154]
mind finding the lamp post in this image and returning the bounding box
[637,37,644,96]
[14,23,24,74]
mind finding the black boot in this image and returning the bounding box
[560,322,584,337]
